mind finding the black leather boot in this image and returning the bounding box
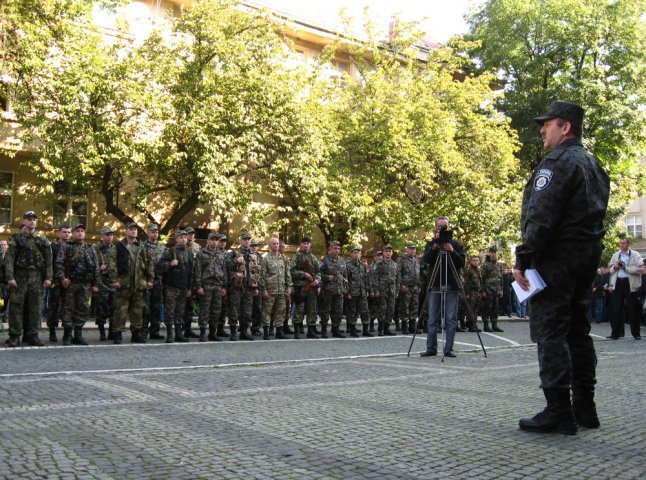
[165,323,174,343]
[519,389,577,435]
[217,324,230,338]
[239,324,255,341]
[395,320,401,332]
[73,326,89,345]
[383,322,396,336]
[377,321,384,336]
[263,326,270,340]
[331,326,346,338]
[349,323,361,337]
[113,331,122,345]
[400,321,407,334]
[320,324,329,339]
[362,324,374,337]
[283,322,294,335]
[49,327,58,342]
[293,323,301,339]
[208,325,219,341]
[98,324,107,341]
[369,318,375,332]
[175,325,190,343]
[199,327,207,342]
[492,322,504,332]
[572,386,600,428]
[63,327,73,346]
[483,321,493,332]
[306,325,319,339]
[275,325,286,339]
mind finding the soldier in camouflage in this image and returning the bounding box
[94,227,115,341]
[227,232,260,341]
[216,234,230,338]
[278,239,295,336]
[290,236,321,339]
[182,227,202,339]
[397,243,421,334]
[318,240,348,338]
[260,236,292,340]
[367,251,382,333]
[143,223,166,340]
[108,221,154,344]
[344,245,373,337]
[46,224,71,342]
[55,223,100,346]
[249,239,264,336]
[193,232,228,342]
[515,101,609,434]
[373,244,400,336]
[462,255,483,332]
[480,246,504,332]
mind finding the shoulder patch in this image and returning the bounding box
[534,169,553,191]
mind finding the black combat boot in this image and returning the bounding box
[298,323,305,334]
[306,325,319,339]
[113,332,122,345]
[377,321,384,336]
[49,327,58,342]
[184,320,200,339]
[395,320,401,332]
[283,322,295,335]
[73,326,89,345]
[27,334,45,347]
[208,325,218,341]
[269,324,275,337]
[402,321,409,334]
[199,327,207,342]
[331,326,346,338]
[165,324,174,343]
[131,330,146,344]
[369,318,375,332]
[293,324,301,339]
[362,324,374,337]
[263,326,270,340]
[350,323,361,338]
[98,324,107,341]
[239,324,255,341]
[174,325,190,343]
[107,323,115,341]
[275,325,286,339]
[383,322,396,336]
[6,335,20,347]
[320,324,329,339]
[492,322,504,332]
[467,323,482,333]
[483,321,493,332]
[63,327,73,346]
[572,386,600,429]
[149,326,165,340]
[519,389,577,435]
[216,324,230,338]
[229,328,238,341]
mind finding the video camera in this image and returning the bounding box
[435,225,453,244]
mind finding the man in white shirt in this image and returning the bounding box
[608,238,642,340]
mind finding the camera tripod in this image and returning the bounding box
[407,247,487,361]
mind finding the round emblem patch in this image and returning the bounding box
[534,169,553,191]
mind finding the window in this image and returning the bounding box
[0,172,13,224]
[626,216,642,239]
[52,180,88,228]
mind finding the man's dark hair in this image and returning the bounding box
[556,119,582,138]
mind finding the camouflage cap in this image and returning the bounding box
[250,240,260,247]
[23,210,37,219]
[72,222,85,231]
[100,226,114,234]
[240,231,252,240]
[489,245,498,253]
[125,221,137,229]
[534,100,584,127]
[406,243,417,249]
[329,240,341,247]
[176,229,188,237]
[218,234,227,241]
[207,232,219,239]
[350,245,362,252]
[147,223,159,232]
[373,250,383,257]
[184,227,195,234]
[383,244,394,251]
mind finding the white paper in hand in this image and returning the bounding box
[512,269,546,303]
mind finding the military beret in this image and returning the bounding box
[100,226,114,234]
[329,240,341,247]
[147,223,159,232]
[207,232,219,239]
[125,221,137,229]
[534,101,584,127]
[23,210,37,219]
[301,236,312,243]
[240,231,252,240]
[176,229,188,237]
[250,240,258,247]
[406,243,417,249]
[350,245,362,252]
[184,227,195,234]
[489,245,497,253]
[383,244,393,251]
[72,223,85,231]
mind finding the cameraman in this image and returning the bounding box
[420,216,465,358]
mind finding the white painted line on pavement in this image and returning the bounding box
[481,332,520,346]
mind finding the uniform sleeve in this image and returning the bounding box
[259,255,269,293]
[191,253,202,291]
[156,248,172,275]
[285,256,292,289]
[43,238,53,281]
[5,241,16,281]
[54,244,67,282]
[108,243,118,283]
[290,254,305,282]
[91,247,101,287]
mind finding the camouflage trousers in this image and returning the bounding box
[164,286,188,327]
[113,287,145,333]
[252,294,263,330]
[61,283,91,328]
[218,292,228,328]
[376,292,396,324]
[345,293,370,325]
[319,291,343,327]
[46,285,64,328]
[197,286,224,328]
[398,285,419,324]
[481,291,499,322]
[293,287,318,326]
[143,279,163,336]
[93,288,114,326]
[8,270,44,337]
[530,241,601,390]
[228,286,253,327]
[463,292,480,328]
[262,293,287,327]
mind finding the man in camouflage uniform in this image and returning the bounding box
[373,244,400,336]
[278,239,295,335]
[462,255,484,332]
[47,224,71,342]
[94,227,115,341]
[227,232,260,341]
[108,221,154,344]
[515,101,609,434]
[344,245,373,337]
[481,246,504,332]
[319,240,348,338]
[182,226,202,338]
[55,223,100,346]
[216,234,230,338]
[143,223,166,340]
[260,236,292,340]
[249,239,264,336]
[5,210,52,347]
[193,232,228,342]
[397,243,421,334]
[290,236,321,339]
[157,230,194,343]
[367,251,382,333]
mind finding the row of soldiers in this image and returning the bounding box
[2,210,506,347]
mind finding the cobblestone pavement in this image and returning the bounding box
[0,321,644,479]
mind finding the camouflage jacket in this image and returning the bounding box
[290,249,321,288]
[260,252,292,295]
[55,241,101,286]
[319,254,347,295]
[373,258,401,296]
[193,247,228,290]
[345,259,369,296]
[5,232,52,281]
[462,264,482,294]
[108,238,154,290]
[94,241,114,291]
[157,246,193,290]
[227,247,261,289]
[481,256,502,295]
[143,241,166,281]
[397,254,420,287]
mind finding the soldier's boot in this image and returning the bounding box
[377,321,384,336]
[239,324,255,341]
[492,321,504,332]
[149,326,165,340]
[361,323,374,337]
[165,324,174,343]
[456,319,467,332]
[572,386,600,429]
[27,334,45,347]
[369,318,375,332]
[174,325,190,343]
[113,332,123,345]
[483,321,493,332]
[467,322,482,333]
[293,323,301,339]
[269,324,275,337]
[107,323,115,341]
[63,327,73,346]
[283,322,295,335]
[320,324,329,339]
[73,326,89,346]
[275,325,287,339]
[306,325,320,339]
[298,323,305,334]
[400,321,408,334]
[409,321,418,334]
[49,327,58,342]
[519,389,577,435]
[199,327,207,342]
[208,325,219,341]
[98,324,107,341]
[251,327,262,337]
[331,326,346,338]
[350,323,361,338]
[184,320,200,339]
[395,320,401,332]
[130,330,146,344]
[383,322,396,336]
[217,324,230,338]
[314,324,322,335]
[229,327,238,341]
[263,326,270,340]
[6,335,21,347]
